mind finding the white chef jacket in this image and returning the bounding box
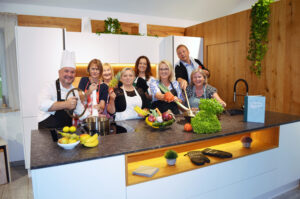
[38,80,89,122]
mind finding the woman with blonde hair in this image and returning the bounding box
[109,67,150,121]
[149,60,184,114]
[186,68,226,109]
[102,63,114,86]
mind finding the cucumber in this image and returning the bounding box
[152,119,175,128]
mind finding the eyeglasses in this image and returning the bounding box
[90,68,100,71]
[159,68,169,71]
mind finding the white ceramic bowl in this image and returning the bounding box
[57,140,80,150]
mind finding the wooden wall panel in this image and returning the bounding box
[18,15,81,32]
[185,0,300,115]
[18,15,139,34]
[120,22,139,35]
[147,24,185,37]
[284,0,300,114]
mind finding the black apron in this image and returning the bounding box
[38,79,73,129]
[151,82,179,114]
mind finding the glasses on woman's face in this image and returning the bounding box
[159,67,169,71]
[90,67,100,72]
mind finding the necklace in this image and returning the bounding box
[195,87,204,97]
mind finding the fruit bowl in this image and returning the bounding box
[57,140,80,150]
[145,116,175,129]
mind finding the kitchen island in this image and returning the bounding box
[31,111,300,199]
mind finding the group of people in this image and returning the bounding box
[37,44,226,129]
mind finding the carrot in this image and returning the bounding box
[155,108,162,116]
[164,91,175,102]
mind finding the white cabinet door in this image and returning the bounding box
[159,36,173,65]
[16,27,63,118]
[32,155,126,199]
[119,35,162,64]
[173,36,203,65]
[22,116,38,169]
[65,32,120,63]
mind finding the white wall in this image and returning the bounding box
[0,2,198,28]
[0,111,24,162]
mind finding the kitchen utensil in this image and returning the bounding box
[65,88,88,118]
[183,89,195,117]
[83,116,110,135]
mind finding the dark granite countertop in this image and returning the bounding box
[31,111,300,169]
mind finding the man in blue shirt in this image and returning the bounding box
[175,44,209,89]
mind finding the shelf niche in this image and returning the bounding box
[126,127,279,186]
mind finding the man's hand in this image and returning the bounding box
[203,69,210,78]
[65,96,77,110]
[178,78,188,90]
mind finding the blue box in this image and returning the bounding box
[244,96,266,123]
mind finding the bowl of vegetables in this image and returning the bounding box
[145,109,175,129]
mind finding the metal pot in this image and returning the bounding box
[83,116,110,135]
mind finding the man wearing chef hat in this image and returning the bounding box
[38,50,87,129]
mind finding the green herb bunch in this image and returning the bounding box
[247,0,273,77]
[191,99,224,134]
[164,150,178,159]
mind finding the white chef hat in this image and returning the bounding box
[60,50,76,69]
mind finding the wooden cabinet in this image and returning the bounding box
[0,138,11,184]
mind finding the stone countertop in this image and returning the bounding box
[30,111,300,169]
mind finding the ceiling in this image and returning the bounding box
[0,0,256,22]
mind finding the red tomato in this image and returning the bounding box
[184,123,193,132]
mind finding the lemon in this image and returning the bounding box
[63,126,70,133]
[69,126,77,133]
[68,139,77,144]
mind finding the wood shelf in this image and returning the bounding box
[126,127,279,186]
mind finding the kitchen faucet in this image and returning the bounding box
[233,79,248,102]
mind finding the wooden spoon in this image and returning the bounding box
[184,89,195,117]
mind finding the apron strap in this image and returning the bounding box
[56,79,62,101]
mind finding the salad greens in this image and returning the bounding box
[191,99,224,134]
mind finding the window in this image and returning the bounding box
[0,28,7,108]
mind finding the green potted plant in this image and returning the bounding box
[164,150,178,166]
[247,0,273,77]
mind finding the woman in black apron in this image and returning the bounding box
[150,60,184,114]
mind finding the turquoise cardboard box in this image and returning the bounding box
[244,96,266,123]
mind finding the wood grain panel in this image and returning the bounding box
[120,22,139,35]
[285,0,300,114]
[147,24,185,37]
[91,20,105,33]
[18,15,139,34]
[18,15,81,32]
[185,0,300,115]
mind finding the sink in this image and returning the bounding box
[226,109,244,116]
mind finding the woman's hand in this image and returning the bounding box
[108,89,116,100]
[93,104,104,114]
[220,101,226,108]
[173,96,182,104]
[88,83,98,93]
[137,108,149,118]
